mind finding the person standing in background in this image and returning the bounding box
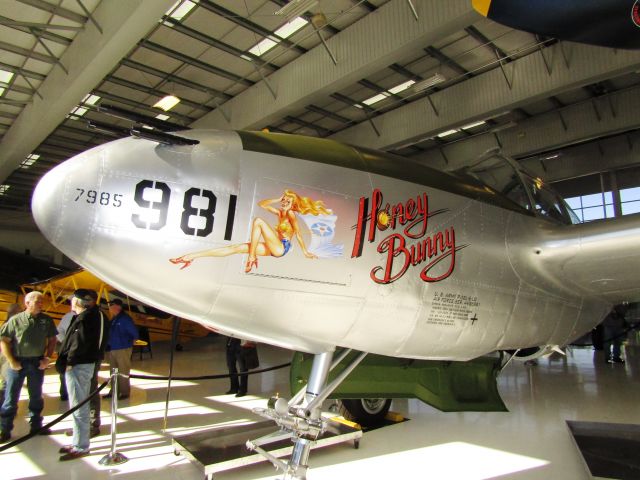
[603,304,628,364]
[0,304,21,407]
[0,292,56,443]
[60,294,105,438]
[225,337,248,397]
[56,289,108,460]
[55,298,77,402]
[103,299,137,400]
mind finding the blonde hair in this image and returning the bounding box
[283,189,332,216]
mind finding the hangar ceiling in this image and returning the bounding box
[1,0,640,213]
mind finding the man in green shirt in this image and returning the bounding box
[0,304,21,407]
[0,291,57,443]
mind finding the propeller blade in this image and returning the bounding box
[472,0,640,49]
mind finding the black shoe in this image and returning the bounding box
[30,426,52,435]
[59,449,89,461]
[0,431,10,443]
[225,389,238,395]
[612,357,625,364]
[235,391,247,398]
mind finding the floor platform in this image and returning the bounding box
[172,418,362,479]
[567,420,640,479]
[3,337,640,479]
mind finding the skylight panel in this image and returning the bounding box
[167,0,197,21]
[275,17,308,38]
[249,38,278,57]
[69,106,88,117]
[0,70,14,84]
[155,114,170,121]
[388,80,416,95]
[363,93,390,106]
[248,17,308,57]
[83,94,101,105]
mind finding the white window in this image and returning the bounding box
[564,192,614,222]
[620,186,640,215]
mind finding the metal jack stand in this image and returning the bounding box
[99,368,128,466]
[250,350,367,480]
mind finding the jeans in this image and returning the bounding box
[0,357,44,433]
[66,363,94,451]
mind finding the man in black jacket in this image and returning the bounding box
[56,289,108,461]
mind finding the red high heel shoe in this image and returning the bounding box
[169,256,193,270]
[245,257,258,273]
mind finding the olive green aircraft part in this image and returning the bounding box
[237,130,526,215]
[290,351,508,413]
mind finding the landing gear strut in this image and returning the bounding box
[248,349,367,480]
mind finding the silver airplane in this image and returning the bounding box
[32,128,640,479]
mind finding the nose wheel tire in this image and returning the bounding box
[338,398,392,427]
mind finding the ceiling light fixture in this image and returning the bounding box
[20,153,40,169]
[389,80,416,95]
[437,129,459,138]
[0,185,10,195]
[413,73,446,92]
[153,95,181,111]
[461,120,486,130]
[275,0,318,21]
[363,93,390,106]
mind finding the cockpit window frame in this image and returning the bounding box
[452,149,576,225]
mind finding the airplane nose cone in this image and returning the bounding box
[32,159,74,245]
[32,145,104,261]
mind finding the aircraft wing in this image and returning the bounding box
[472,0,640,50]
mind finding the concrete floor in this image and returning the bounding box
[1,334,639,480]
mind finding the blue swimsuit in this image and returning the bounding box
[280,239,291,256]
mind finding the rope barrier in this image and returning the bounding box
[571,322,639,347]
[0,380,109,453]
[0,361,292,453]
[130,361,291,381]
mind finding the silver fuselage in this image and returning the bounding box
[32,130,640,359]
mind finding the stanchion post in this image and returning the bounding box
[99,367,128,465]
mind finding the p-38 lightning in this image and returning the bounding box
[31,126,640,478]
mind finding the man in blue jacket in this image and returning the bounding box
[104,299,138,400]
